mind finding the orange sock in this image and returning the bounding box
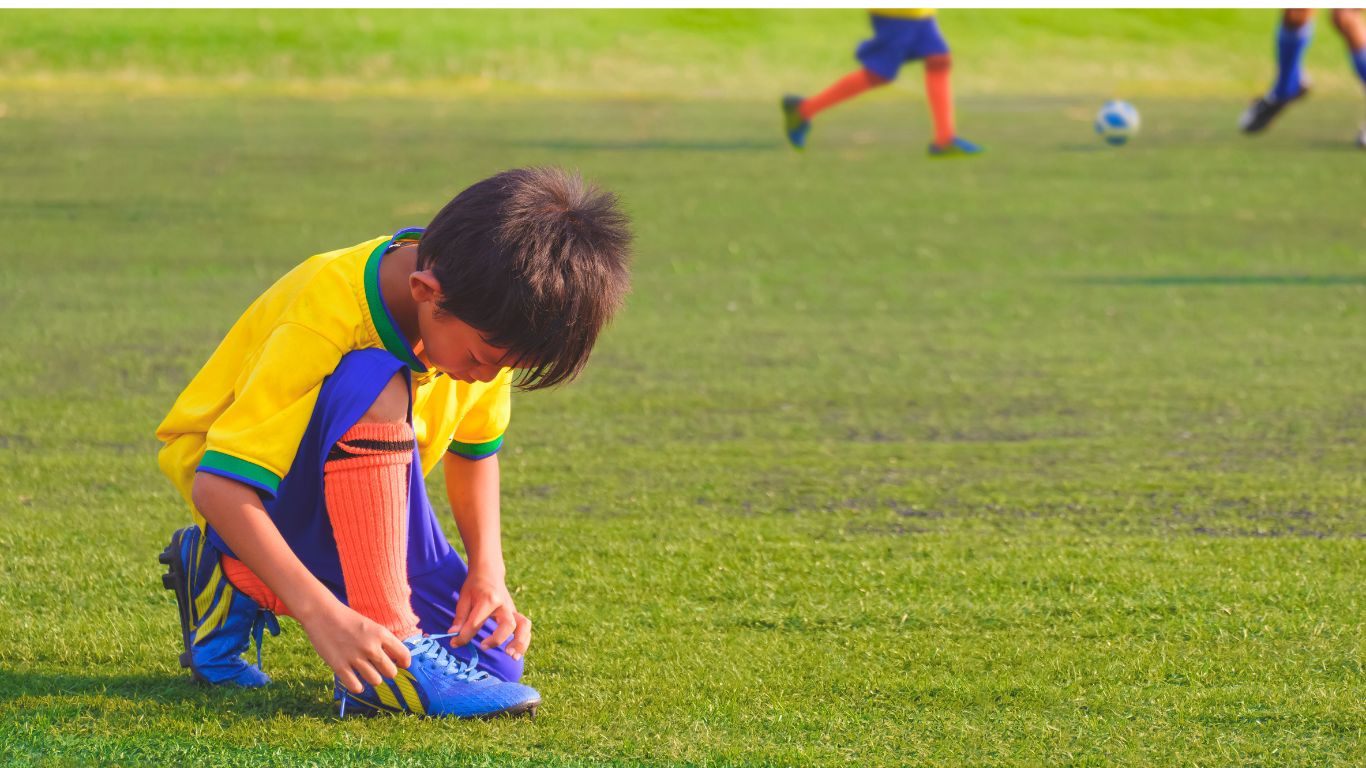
[323,422,422,640]
[924,54,955,146]
[800,68,889,120]
[222,555,289,615]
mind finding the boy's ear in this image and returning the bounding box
[409,271,442,304]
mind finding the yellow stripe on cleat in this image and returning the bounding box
[375,681,403,711]
[196,582,232,643]
[393,670,426,716]
[194,562,222,620]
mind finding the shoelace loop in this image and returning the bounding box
[249,610,281,669]
[409,633,490,683]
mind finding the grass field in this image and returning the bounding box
[1,10,1364,767]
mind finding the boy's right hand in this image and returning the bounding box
[297,600,412,694]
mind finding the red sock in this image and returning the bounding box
[223,556,289,615]
[924,54,955,146]
[800,68,889,120]
[323,422,423,641]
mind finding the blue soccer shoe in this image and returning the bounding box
[335,634,541,719]
[159,525,279,687]
[928,136,984,158]
[781,94,810,150]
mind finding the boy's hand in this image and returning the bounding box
[298,600,412,695]
[449,567,531,661]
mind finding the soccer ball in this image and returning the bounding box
[1095,100,1140,146]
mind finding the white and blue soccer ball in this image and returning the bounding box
[1095,100,1140,146]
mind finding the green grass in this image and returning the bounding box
[4,9,1366,98]
[1,10,1365,768]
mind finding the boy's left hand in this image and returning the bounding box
[449,567,532,661]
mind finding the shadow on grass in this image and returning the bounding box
[1073,274,1366,286]
[510,138,779,152]
[0,670,334,720]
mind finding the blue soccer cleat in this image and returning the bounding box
[335,634,541,719]
[159,525,279,687]
[781,94,810,150]
[928,136,984,158]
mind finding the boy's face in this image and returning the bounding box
[410,272,515,383]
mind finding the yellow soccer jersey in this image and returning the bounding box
[156,228,512,511]
[870,9,936,19]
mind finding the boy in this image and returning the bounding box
[155,167,632,719]
[1240,8,1366,148]
[781,9,983,156]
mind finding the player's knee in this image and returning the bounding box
[358,373,409,424]
[925,54,951,74]
[1330,9,1360,35]
[1283,8,1314,29]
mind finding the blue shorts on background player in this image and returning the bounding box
[781,9,982,156]
[1240,8,1366,148]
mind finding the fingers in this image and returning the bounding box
[452,599,493,646]
[352,657,385,689]
[480,605,517,651]
[380,632,412,669]
[369,644,400,680]
[449,593,475,644]
[506,612,532,661]
[336,667,365,695]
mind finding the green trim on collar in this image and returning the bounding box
[449,435,504,460]
[198,451,282,497]
[363,234,427,373]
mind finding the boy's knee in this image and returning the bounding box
[1283,9,1314,29]
[358,373,409,424]
[925,54,951,73]
[1331,9,1363,36]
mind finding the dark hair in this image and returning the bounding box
[418,167,632,391]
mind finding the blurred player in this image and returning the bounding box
[1240,8,1366,147]
[781,9,983,156]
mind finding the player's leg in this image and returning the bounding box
[212,352,422,640]
[316,371,424,640]
[1241,9,1317,133]
[781,14,899,149]
[793,69,890,122]
[1330,9,1366,147]
[159,349,417,688]
[910,18,981,156]
[923,54,956,148]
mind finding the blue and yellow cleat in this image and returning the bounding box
[159,525,279,687]
[335,634,541,720]
[928,136,984,158]
[781,94,810,150]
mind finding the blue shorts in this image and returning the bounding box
[856,15,950,81]
[205,348,523,682]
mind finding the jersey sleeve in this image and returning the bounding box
[197,322,345,497]
[448,368,512,461]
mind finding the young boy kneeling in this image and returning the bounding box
[155,167,632,718]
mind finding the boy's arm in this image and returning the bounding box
[443,453,531,661]
[192,472,411,692]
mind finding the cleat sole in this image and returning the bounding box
[483,699,540,720]
[335,688,541,720]
[160,528,209,684]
